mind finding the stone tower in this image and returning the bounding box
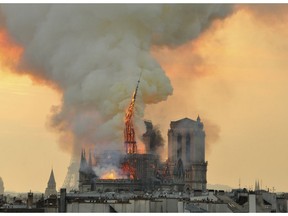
[168,117,207,191]
[45,169,57,198]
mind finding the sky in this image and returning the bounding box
[1,4,288,193]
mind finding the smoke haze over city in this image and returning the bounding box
[1,3,288,193]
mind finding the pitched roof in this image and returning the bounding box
[185,203,207,212]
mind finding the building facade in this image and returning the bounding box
[78,117,207,193]
[79,149,97,193]
[168,117,207,191]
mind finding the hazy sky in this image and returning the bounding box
[1,4,288,193]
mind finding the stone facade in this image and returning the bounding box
[168,117,207,191]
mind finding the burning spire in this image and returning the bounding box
[124,73,141,154]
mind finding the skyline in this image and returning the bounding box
[1,4,288,193]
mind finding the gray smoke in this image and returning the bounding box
[202,118,221,154]
[143,121,164,154]
[0,4,232,156]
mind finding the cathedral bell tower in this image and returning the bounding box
[168,116,207,191]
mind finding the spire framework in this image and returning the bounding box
[124,74,141,154]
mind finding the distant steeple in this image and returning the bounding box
[48,169,56,188]
[197,115,201,122]
[80,148,88,172]
[45,169,57,198]
[78,148,97,192]
[80,149,84,163]
[80,149,83,161]
[82,149,86,161]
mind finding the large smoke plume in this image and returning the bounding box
[0,4,232,157]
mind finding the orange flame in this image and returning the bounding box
[101,169,118,180]
[121,161,136,180]
[124,89,137,154]
[137,141,146,154]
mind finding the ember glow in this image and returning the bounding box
[100,167,129,180]
[136,141,146,154]
[121,161,136,180]
[101,169,118,180]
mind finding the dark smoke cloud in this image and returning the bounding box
[0,4,233,157]
[143,121,164,154]
[0,7,5,28]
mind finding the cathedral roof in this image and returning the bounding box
[170,117,204,131]
[170,117,197,128]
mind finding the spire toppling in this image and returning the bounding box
[124,73,142,154]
